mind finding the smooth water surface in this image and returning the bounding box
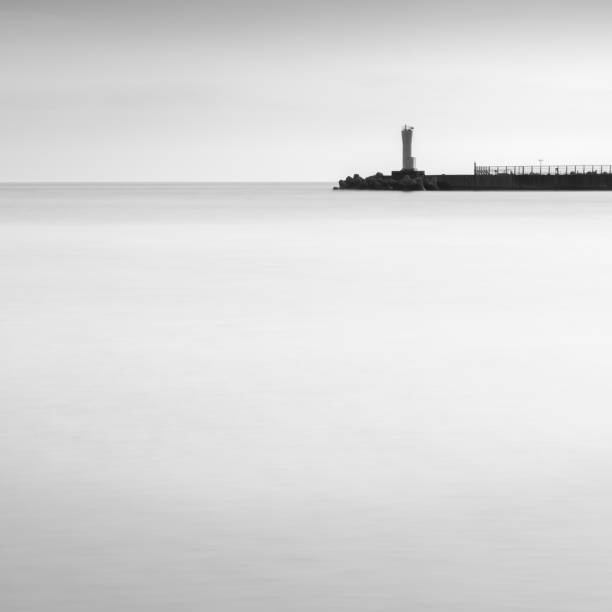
[3,184,612,611]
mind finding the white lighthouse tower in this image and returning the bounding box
[402,125,416,171]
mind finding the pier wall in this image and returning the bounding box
[432,173,612,190]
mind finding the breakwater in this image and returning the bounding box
[337,169,612,191]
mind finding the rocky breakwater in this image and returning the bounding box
[336,170,439,191]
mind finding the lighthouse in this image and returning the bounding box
[402,125,416,171]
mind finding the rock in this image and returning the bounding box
[337,169,433,191]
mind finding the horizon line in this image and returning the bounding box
[0,180,337,186]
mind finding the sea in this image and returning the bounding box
[2,183,612,611]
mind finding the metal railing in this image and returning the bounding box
[474,164,612,176]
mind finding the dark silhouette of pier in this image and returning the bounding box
[336,126,612,191]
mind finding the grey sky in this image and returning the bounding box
[2,0,611,180]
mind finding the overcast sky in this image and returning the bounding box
[2,0,612,181]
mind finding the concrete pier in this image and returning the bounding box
[431,172,612,190]
[337,125,612,191]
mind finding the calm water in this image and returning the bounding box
[3,183,612,611]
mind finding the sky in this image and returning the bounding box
[2,0,612,181]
